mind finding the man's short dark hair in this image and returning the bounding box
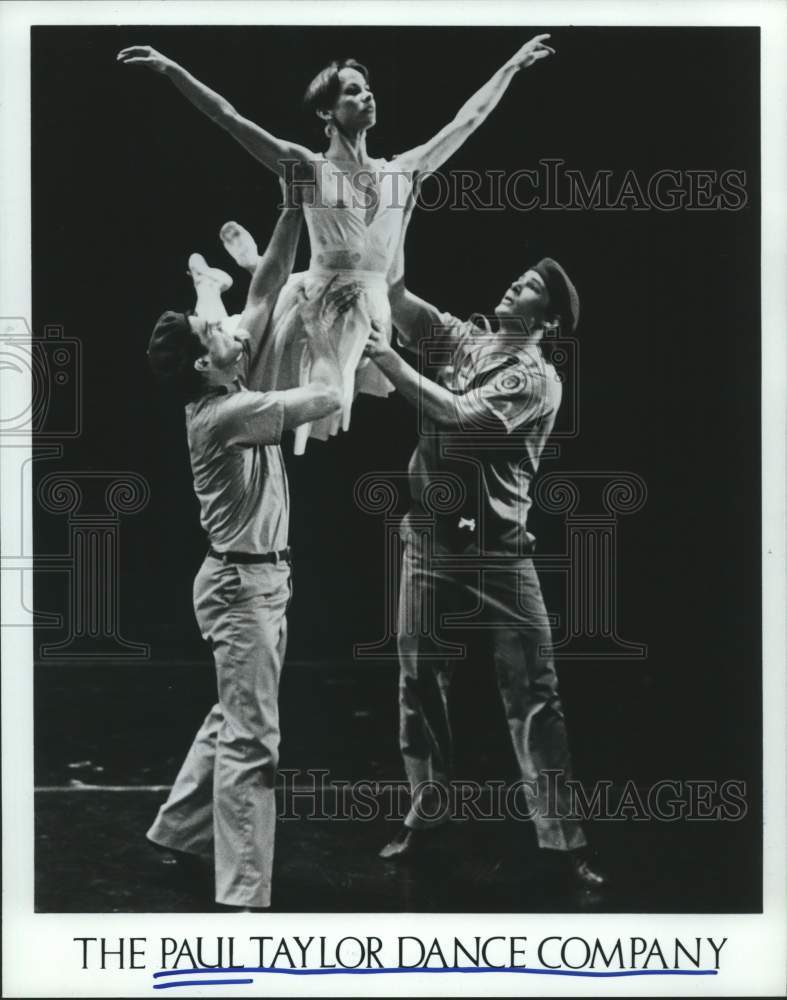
[147,310,207,401]
[303,58,370,115]
[532,257,580,334]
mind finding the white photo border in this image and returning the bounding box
[1,1,785,996]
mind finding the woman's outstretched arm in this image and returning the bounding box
[117,45,314,175]
[395,34,555,175]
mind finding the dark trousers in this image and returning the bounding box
[397,516,586,851]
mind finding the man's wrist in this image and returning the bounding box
[309,335,338,361]
[374,348,400,376]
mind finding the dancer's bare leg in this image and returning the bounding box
[188,253,233,323]
[220,221,261,275]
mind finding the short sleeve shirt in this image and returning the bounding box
[402,308,562,554]
[185,380,289,554]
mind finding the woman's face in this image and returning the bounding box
[330,67,376,132]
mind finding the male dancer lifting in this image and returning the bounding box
[364,212,606,889]
[146,186,358,910]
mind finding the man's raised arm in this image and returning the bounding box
[386,176,455,355]
[362,321,485,430]
[238,185,304,367]
[278,278,356,432]
[222,280,354,447]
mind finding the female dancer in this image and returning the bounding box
[118,35,555,452]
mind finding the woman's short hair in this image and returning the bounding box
[303,59,370,116]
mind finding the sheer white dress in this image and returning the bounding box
[249,157,414,454]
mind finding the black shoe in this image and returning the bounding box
[379,824,443,860]
[538,848,609,890]
[566,850,608,889]
[148,840,213,893]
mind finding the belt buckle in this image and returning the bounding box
[221,552,229,565]
[271,550,280,566]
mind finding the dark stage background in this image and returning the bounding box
[32,26,762,909]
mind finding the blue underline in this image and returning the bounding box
[154,980,254,989]
[153,965,719,984]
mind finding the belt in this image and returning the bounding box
[308,264,387,286]
[208,547,291,565]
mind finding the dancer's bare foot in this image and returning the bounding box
[187,253,233,322]
[220,221,260,274]
[188,252,233,290]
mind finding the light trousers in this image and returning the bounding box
[148,555,291,907]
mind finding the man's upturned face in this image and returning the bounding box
[495,269,551,327]
[188,316,249,375]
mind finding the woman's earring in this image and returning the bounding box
[324,119,335,139]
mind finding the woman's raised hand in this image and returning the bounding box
[506,34,556,72]
[117,45,175,74]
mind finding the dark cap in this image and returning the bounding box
[147,311,204,381]
[532,257,580,333]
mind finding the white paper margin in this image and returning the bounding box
[1,1,785,996]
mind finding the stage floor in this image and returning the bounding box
[35,787,759,913]
[33,661,761,913]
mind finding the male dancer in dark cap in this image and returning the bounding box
[364,227,606,889]
[145,189,358,910]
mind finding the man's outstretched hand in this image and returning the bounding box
[363,320,395,366]
[117,45,175,75]
[299,276,361,339]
